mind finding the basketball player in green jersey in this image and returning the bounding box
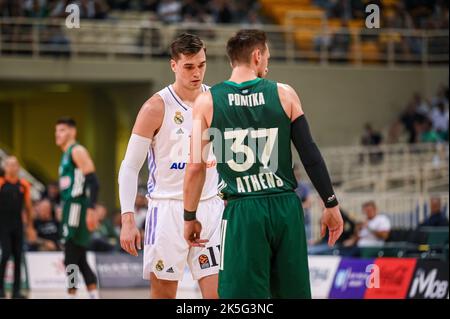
[55,117,100,299]
[183,30,344,298]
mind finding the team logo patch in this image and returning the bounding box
[199,254,211,270]
[155,260,164,272]
[174,111,184,125]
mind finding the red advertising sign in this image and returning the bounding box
[364,258,417,299]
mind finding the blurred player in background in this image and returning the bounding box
[55,117,100,299]
[183,29,343,298]
[0,156,35,299]
[119,33,223,299]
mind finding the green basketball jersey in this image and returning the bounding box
[59,143,86,202]
[210,77,297,199]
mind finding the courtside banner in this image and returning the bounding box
[308,256,341,299]
[407,260,449,299]
[25,252,96,290]
[328,258,374,299]
[364,258,417,299]
[95,252,148,288]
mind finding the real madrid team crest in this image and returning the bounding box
[155,259,164,271]
[174,111,184,125]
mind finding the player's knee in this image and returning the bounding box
[150,273,178,298]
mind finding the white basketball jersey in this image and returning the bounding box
[147,84,219,200]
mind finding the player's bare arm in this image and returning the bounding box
[72,145,100,232]
[183,91,213,248]
[119,94,164,256]
[278,83,344,247]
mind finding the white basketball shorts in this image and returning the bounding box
[143,196,224,281]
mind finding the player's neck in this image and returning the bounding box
[61,140,76,152]
[228,65,258,84]
[4,173,18,182]
[172,82,202,106]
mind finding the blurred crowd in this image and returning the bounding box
[361,84,449,149]
[314,0,449,30]
[390,84,449,144]
[309,197,449,257]
[0,0,262,25]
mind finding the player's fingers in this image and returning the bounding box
[124,237,137,256]
[136,232,142,250]
[328,230,338,247]
[121,239,131,254]
[194,239,209,244]
[321,222,326,238]
[328,225,343,247]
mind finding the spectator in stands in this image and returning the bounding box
[209,0,232,24]
[181,0,200,22]
[420,197,449,227]
[431,85,449,109]
[360,123,383,164]
[108,0,131,11]
[24,0,50,18]
[399,99,427,143]
[327,0,351,20]
[417,117,442,143]
[157,0,182,24]
[88,204,119,251]
[29,198,61,251]
[430,102,449,140]
[45,182,60,204]
[49,0,71,18]
[141,0,160,12]
[328,20,351,61]
[356,200,391,247]
[361,123,383,146]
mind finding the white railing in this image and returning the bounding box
[317,142,449,193]
[0,18,448,66]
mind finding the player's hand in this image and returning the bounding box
[320,205,344,247]
[120,213,142,256]
[86,208,99,232]
[184,220,208,248]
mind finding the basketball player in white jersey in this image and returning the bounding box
[118,34,223,299]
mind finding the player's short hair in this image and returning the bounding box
[362,200,377,209]
[56,117,77,128]
[170,33,205,61]
[226,29,267,66]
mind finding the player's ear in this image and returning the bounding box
[170,59,177,73]
[254,48,262,65]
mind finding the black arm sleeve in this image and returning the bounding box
[291,115,338,208]
[84,173,100,209]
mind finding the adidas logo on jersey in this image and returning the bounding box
[166,267,174,273]
[176,128,184,135]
